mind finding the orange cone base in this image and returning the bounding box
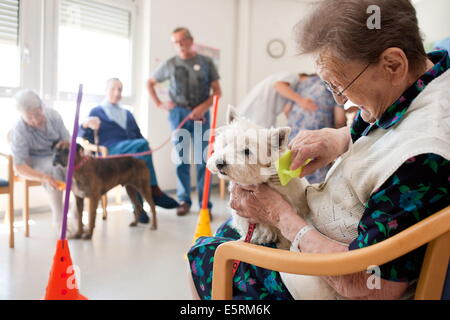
[44,240,88,300]
[192,208,213,243]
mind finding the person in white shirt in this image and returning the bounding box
[237,72,319,128]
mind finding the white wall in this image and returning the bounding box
[415,0,450,46]
[236,0,315,101]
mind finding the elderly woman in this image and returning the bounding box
[187,0,450,300]
[10,90,70,231]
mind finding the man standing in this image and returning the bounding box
[147,27,221,216]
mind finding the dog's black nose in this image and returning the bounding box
[216,160,227,170]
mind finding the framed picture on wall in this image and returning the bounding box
[194,43,221,69]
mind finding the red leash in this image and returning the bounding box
[231,223,257,276]
[74,156,91,171]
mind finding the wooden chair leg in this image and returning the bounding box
[115,187,122,205]
[219,178,226,200]
[8,193,14,249]
[101,195,108,220]
[23,182,29,237]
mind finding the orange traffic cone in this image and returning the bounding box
[44,240,87,300]
[192,208,213,242]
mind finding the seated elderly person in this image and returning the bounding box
[79,78,179,223]
[10,90,70,231]
[187,0,450,300]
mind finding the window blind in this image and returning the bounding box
[0,0,19,45]
[60,0,131,38]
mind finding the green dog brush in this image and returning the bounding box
[275,150,312,186]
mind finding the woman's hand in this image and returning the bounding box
[288,127,351,175]
[82,117,101,131]
[229,183,304,239]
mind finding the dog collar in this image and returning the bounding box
[74,156,92,171]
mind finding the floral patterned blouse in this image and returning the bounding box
[348,50,450,282]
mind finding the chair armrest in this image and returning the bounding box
[0,153,14,183]
[212,205,450,299]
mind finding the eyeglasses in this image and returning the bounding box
[322,63,371,97]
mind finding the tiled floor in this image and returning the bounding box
[0,189,230,300]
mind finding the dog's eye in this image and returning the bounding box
[243,148,251,156]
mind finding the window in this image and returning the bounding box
[0,0,20,90]
[58,0,133,98]
[0,0,19,153]
[55,0,134,129]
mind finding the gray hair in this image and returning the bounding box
[295,0,427,74]
[106,77,123,88]
[172,27,193,40]
[14,89,43,113]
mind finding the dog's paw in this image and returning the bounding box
[149,224,157,230]
[129,221,138,227]
[82,232,93,240]
[69,232,83,240]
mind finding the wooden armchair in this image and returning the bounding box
[13,175,41,238]
[212,205,450,300]
[0,153,15,248]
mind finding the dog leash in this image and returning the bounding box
[93,113,194,160]
[231,223,257,277]
[74,156,91,171]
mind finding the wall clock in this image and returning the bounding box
[266,39,286,59]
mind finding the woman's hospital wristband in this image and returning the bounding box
[290,225,315,252]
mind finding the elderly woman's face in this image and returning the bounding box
[316,53,399,124]
[22,107,46,128]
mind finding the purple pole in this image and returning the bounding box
[60,85,83,240]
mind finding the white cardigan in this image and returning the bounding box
[281,69,450,300]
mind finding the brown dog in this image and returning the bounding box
[53,143,157,239]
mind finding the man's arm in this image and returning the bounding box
[147,78,175,111]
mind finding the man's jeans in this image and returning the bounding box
[108,138,158,186]
[169,106,212,209]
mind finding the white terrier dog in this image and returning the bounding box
[207,106,338,300]
[207,106,310,248]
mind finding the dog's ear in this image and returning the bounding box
[226,105,240,125]
[76,143,85,156]
[269,127,291,150]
